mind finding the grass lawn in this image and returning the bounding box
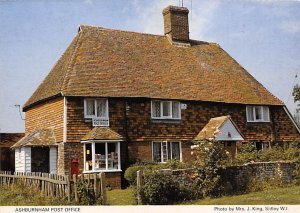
[0,185,67,206]
[106,187,136,205]
[1,185,299,206]
[183,186,300,205]
[105,185,300,205]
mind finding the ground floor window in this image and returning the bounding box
[152,141,182,163]
[255,142,270,151]
[83,141,121,172]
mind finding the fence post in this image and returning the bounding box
[93,173,99,199]
[99,172,107,205]
[136,170,143,205]
[41,173,45,195]
[7,171,11,187]
[66,175,71,203]
[73,174,79,203]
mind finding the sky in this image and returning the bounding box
[0,0,300,133]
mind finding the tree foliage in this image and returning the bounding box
[191,139,230,197]
[293,84,300,112]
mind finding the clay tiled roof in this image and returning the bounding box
[0,133,24,148]
[11,128,57,149]
[194,115,242,141]
[23,25,283,110]
[81,127,124,141]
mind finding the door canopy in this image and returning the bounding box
[194,115,244,141]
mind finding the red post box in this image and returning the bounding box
[70,159,79,176]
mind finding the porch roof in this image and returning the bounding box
[194,115,244,141]
[81,127,124,141]
[11,128,57,149]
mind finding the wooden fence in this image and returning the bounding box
[0,171,107,205]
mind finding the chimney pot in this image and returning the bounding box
[163,5,189,43]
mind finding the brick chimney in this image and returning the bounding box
[163,5,189,43]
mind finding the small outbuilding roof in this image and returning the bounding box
[11,128,57,149]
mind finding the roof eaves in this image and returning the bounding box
[64,94,284,106]
[23,93,62,112]
[60,29,83,95]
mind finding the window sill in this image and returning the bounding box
[83,169,122,173]
[84,117,109,121]
[247,121,270,123]
[151,119,181,124]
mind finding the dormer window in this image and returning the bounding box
[151,100,181,119]
[246,106,270,122]
[84,99,109,126]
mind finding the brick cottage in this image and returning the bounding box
[11,5,300,188]
[0,133,24,172]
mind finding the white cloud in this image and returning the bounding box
[189,1,221,41]
[127,0,221,41]
[129,0,175,35]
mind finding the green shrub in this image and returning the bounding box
[139,171,181,205]
[245,175,286,193]
[234,143,258,164]
[292,163,300,185]
[191,140,228,198]
[124,160,191,185]
[76,179,96,205]
[257,146,284,162]
[283,147,300,161]
[124,165,146,185]
[234,142,300,164]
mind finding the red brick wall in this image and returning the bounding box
[66,97,126,143]
[25,97,64,142]
[57,142,83,176]
[163,6,189,42]
[0,133,24,148]
[105,172,122,189]
[272,106,300,142]
[64,97,300,165]
[57,142,122,188]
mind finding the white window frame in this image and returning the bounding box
[82,141,121,173]
[246,106,270,122]
[152,141,182,163]
[151,100,181,119]
[84,98,109,119]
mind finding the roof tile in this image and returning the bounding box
[23,25,283,110]
[81,127,124,141]
[11,128,57,149]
